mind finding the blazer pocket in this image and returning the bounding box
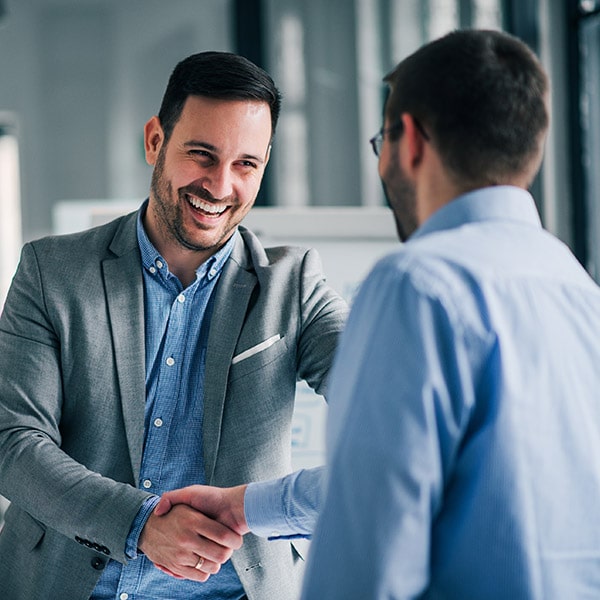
[232,334,282,365]
[229,335,288,382]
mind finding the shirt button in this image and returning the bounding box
[156,260,164,269]
[149,266,156,274]
[177,294,185,303]
[154,418,163,428]
[166,357,175,367]
[120,594,129,600]
[142,479,152,489]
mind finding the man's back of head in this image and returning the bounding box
[383,29,549,190]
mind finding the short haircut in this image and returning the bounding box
[158,51,282,143]
[384,29,549,187]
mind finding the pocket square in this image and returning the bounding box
[232,334,282,365]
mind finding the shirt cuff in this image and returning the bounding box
[244,467,324,540]
[125,495,160,559]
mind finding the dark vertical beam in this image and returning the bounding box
[458,0,474,28]
[233,0,271,205]
[563,1,589,266]
[233,0,265,68]
[503,0,540,50]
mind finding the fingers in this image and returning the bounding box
[154,563,184,579]
[157,547,228,582]
[156,552,225,582]
[193,509,243,551]
[153,495,172,516]
[154,485,211,516]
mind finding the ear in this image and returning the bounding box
[144,116,165,166]
[400,112,427,174]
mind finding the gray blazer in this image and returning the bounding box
[0,210,348,600]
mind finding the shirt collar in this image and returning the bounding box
[136,199,238,282]
[410,186,542,242]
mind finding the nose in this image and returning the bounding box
[202,164,234,200]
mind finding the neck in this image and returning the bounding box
[142,208,215,288]
[163,248,207,288]
[415,154,463,226]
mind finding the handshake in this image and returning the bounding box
[138,484,249,582]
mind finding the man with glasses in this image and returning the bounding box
[301,28,600,599]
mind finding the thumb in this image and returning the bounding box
[153,495,173,516]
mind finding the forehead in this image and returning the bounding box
[174,96,272,143]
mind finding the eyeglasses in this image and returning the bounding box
[369,122,403,157]
[369,118,430,157]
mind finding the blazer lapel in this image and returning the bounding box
[103,214,146,483]
[203,235,256,484]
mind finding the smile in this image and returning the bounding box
[186,194,228,215]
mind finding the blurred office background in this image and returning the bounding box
[0,0,599,526]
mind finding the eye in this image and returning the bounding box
[237,160,258,169]
[189,149,213,159]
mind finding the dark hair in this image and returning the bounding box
[157,51,282,143]
[384,29,549,187]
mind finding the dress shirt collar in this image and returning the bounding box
[410,185,542,242]
[136,199,238,284]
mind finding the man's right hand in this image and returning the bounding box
[138,503,243,582]
[154,484,250,536]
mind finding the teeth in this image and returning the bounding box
[186,195,227,214]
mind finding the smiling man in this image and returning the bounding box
[0,52,348,600]
[143,95,273,286]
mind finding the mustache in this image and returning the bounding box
[180,185,235,204]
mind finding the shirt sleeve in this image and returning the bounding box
[125,495,160,559]
[244,467,325,539]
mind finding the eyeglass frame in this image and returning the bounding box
[369,117,430,157]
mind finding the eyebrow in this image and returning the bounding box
[183,140,267,164]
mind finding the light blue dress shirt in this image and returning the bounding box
[93,204,245,600]
[298,186,600,599]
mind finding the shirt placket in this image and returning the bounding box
[139,287,194,496]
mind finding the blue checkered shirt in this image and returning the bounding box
[92,203,245,599]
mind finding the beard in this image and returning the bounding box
[381,158,418,243]
[149,150,188,249]
[149,146,235,254]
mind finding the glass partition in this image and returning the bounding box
[264,0,503,208]
[580,9,600,279]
